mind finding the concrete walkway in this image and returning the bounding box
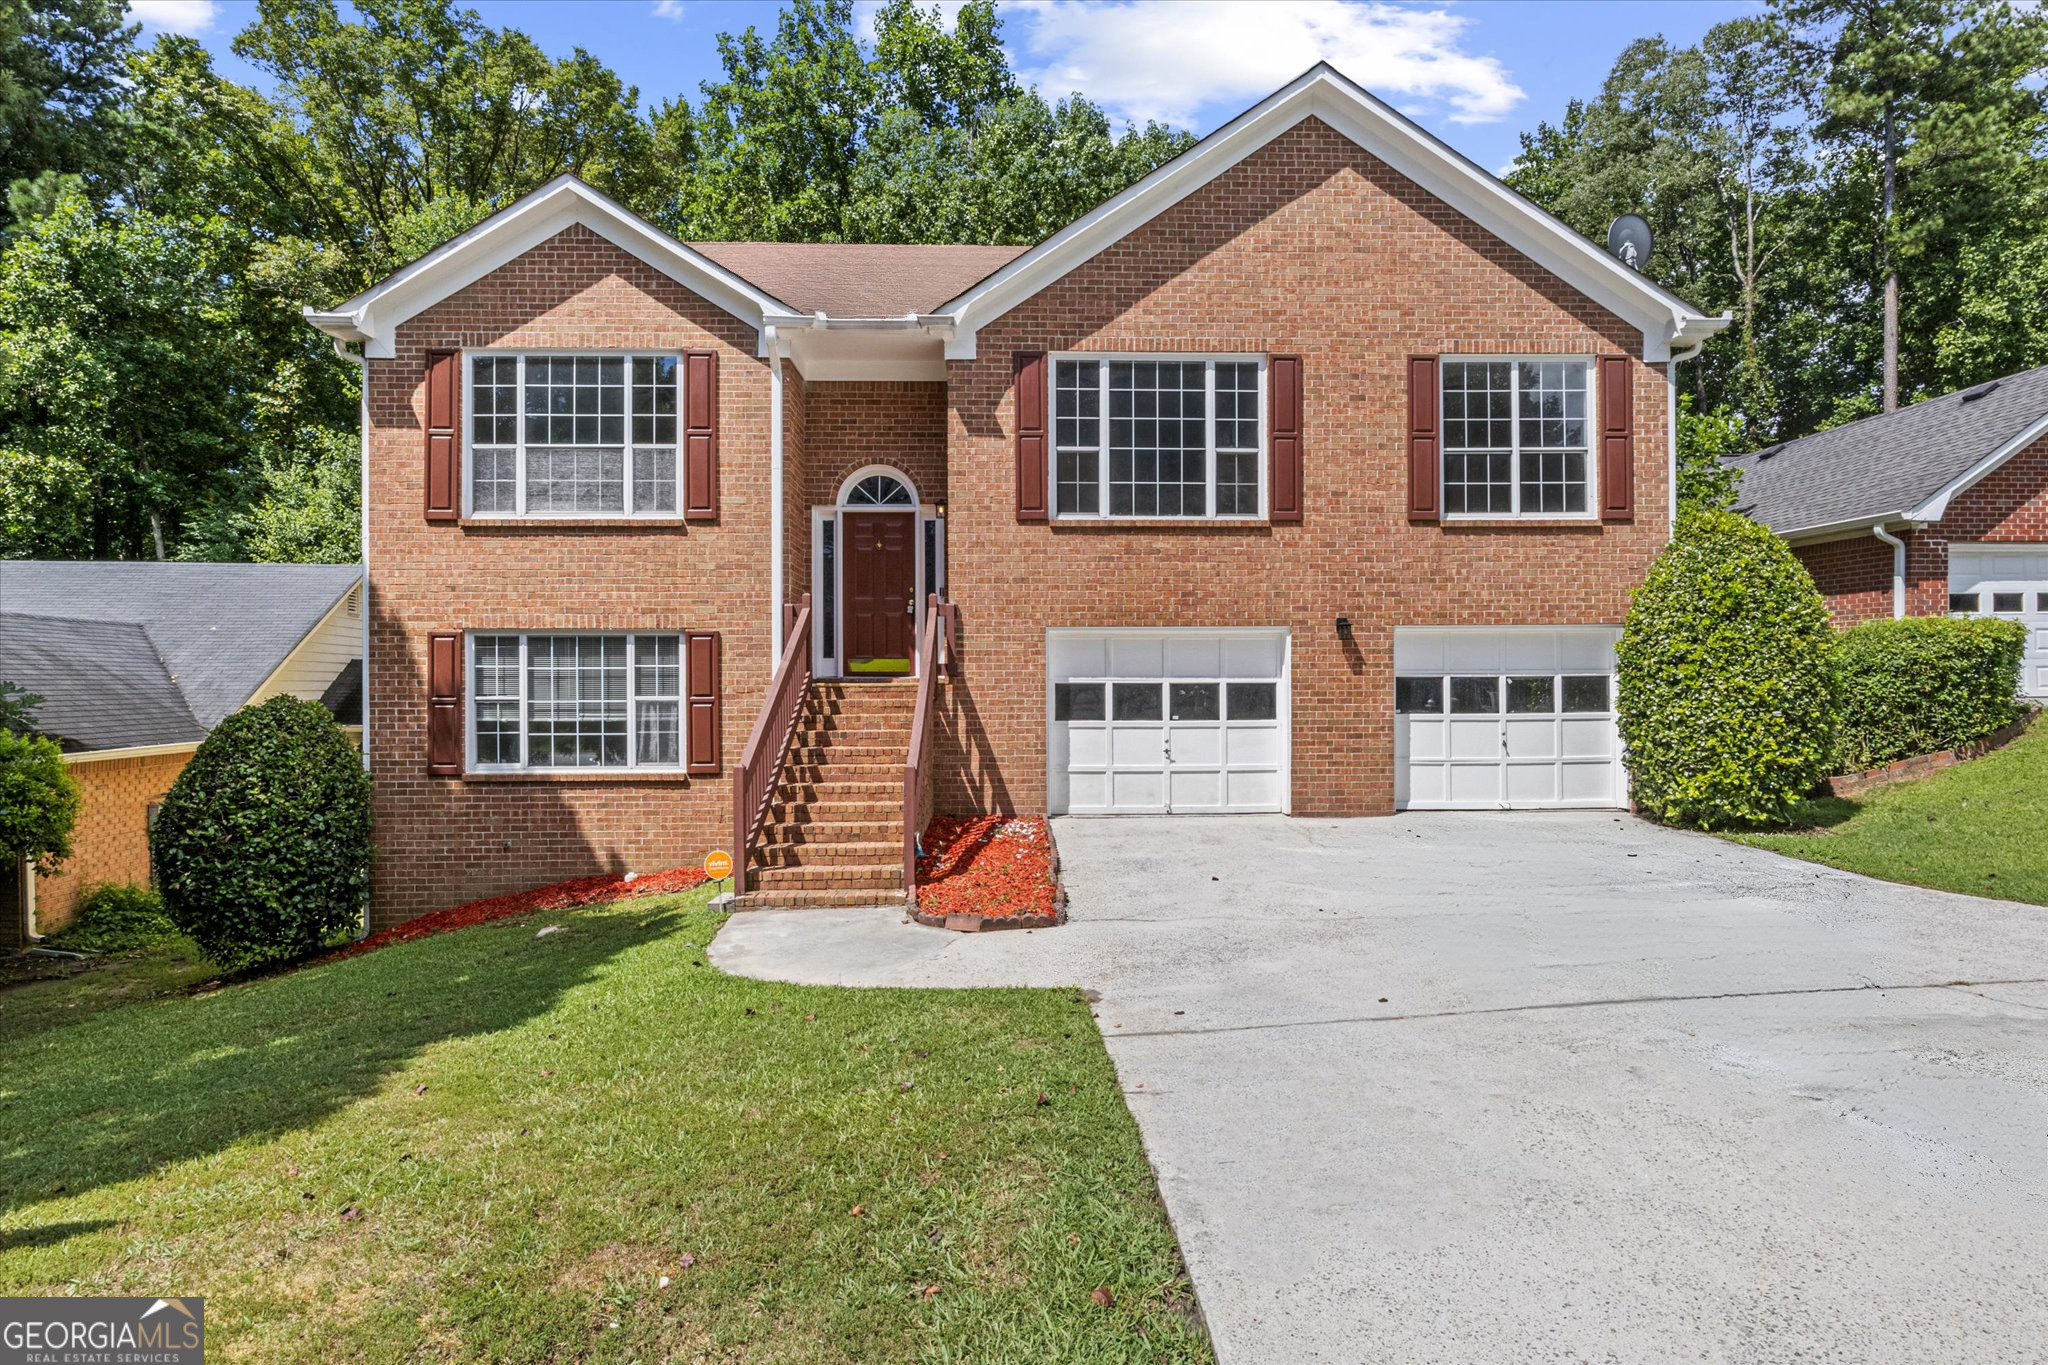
[711,813,2048,1363]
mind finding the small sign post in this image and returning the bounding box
[704,849,733,904]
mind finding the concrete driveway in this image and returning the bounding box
[711,813,2048,1363]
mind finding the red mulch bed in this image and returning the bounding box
[326,866,709,962]
[913,816,1062,927]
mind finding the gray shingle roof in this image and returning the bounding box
[0,561,361,744]
[1725,363,2048,534]
[0,613,204,750]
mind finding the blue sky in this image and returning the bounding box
[126,0,1762,174]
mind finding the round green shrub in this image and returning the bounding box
[151,695,371,970]
[0,727,81,874]
[1616,507,1837,828]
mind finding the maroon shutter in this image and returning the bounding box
[1598,354,1634,521]
[1014,351,1049,521]
[685,630,721,775]
[1406,355,1441,522]
[1268,354,1303,522]
[683,350,719,520]
[424,349,460,521]
[426,630,462,776]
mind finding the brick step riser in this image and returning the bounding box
[754,827,902,847]
[774,783,902,802]
[749,869,905,891]
[752,846,902,870]
[734,890,909,910]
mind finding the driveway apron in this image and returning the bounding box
[712,812,2048,1363]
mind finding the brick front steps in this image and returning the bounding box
[733,681,916,910]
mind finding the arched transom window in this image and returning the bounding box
[845,474,913,506]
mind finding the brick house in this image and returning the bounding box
[305,65,1726,924]
[1725,363,2048,698]
[0,562,364,945]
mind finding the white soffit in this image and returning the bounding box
[302,176,802,359]
[936,63,1728,360]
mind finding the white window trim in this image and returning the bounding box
[1439,354,1600,522]
[462,350,684,519]
[464,630,687,773]
[809,467,944,679]
[1049,352,1267,522]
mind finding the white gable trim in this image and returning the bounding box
[936,64,1728,361]
[1905,411,2048,523]
[303,177,804,359]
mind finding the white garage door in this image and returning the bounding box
[1948,546,2048,697]
[1048,629,1289,814]
[1395,627,1623,810]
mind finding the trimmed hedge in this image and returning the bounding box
[151,695,371,970]
[1617,507,1838,828]
[1833,616,2026,770]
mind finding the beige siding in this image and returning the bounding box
[249,582,364,710]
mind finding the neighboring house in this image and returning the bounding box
[0,561,364,945]
[304,64,1726,926]
[1725,363,2048,696]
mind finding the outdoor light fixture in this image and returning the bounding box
[1335,617,1353,640]
[935,500,947,518]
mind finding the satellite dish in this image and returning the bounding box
[1607,214,1652,272]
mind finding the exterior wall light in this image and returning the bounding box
[1335,617,1353,641]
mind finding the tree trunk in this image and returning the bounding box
[1882,95,1899,413]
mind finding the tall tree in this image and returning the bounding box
[672,0,1190,243]
[0,0,133,219]
[1781,0,2048,411]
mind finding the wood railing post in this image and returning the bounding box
[733,593,813,901]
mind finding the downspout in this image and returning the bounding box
[334,338,373,943]
[1665,336,1707,538]
[1871,524,1907,619]
[767,324,787,658]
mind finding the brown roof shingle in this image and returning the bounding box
[688,241,1030,317]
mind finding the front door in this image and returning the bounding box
[843,511,915,669]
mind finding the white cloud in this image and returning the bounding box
[1008,0,1524,128]
[126,0,219,33]
[854,0,970,40]
[651,0,687,19]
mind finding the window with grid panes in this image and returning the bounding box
[1052,357,1264,518]
[467,355,679,516]
[468,633,684,769]
[1440,359,1591,517]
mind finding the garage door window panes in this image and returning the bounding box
[1397,667,1616,807]
[1049,631,1289,815]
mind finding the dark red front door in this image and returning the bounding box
[844,511,915,663]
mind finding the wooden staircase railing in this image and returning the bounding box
[902,594,955,907]
[732,593,812,896]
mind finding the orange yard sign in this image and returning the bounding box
[704,850,734,881]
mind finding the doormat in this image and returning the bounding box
[848,656,911,675]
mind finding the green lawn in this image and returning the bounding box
[0,936,218,1039]
[0,890,1210,1363]
[1731,718,2048,905]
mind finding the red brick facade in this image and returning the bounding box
[361,118,1686,923]
[366,225,773,925]
[941,119,1670,816]
[1792,431,2048,625]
